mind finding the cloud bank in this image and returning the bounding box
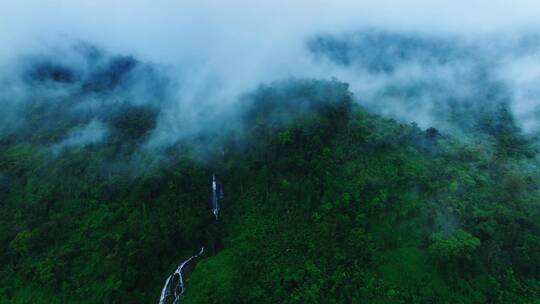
[2,1,540,150]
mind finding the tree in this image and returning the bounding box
[429,230,480,265]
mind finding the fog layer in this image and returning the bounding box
[2,1,540,149]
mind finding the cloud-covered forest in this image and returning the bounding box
[2,1,540,303]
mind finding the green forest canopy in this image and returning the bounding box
[0,79,540,303]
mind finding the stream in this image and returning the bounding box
[158,174,222,303]
[158,247,205,304]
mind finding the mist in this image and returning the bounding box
[3,1,540,150]
[4,3,540,302]
[50,119,108,153]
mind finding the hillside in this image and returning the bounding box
[1,75,540,303]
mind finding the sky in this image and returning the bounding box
[3,0,540,63]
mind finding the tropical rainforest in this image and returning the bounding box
[2,3,540,304]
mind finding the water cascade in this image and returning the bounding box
[158,174,222,303]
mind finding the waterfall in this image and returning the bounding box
[158,174,222,303]
[158,247,205,304]
[212,175,220,220]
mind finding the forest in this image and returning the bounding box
[1,52,540,303]
[1,3,540,300]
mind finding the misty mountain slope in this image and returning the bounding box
[2,74,539,303]
[307,31,540,136]
[5,1,540,303]
[1,47,166,152]
[182,81,540,303]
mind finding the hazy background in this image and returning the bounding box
[2,0,540,149]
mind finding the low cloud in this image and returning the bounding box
[51,119,108,153]
[2,1,540,150]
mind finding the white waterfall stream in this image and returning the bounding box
[158,174,222,303]
[158,247,205,304]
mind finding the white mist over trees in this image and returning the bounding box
[2,2,540,303]
[2,1,540,150]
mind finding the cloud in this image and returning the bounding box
[51,119,108,153]
[497,52,540,132]
[2,1,540,149]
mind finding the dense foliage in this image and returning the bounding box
[1,77,540,303]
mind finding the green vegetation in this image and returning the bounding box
[1,79,540,303]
